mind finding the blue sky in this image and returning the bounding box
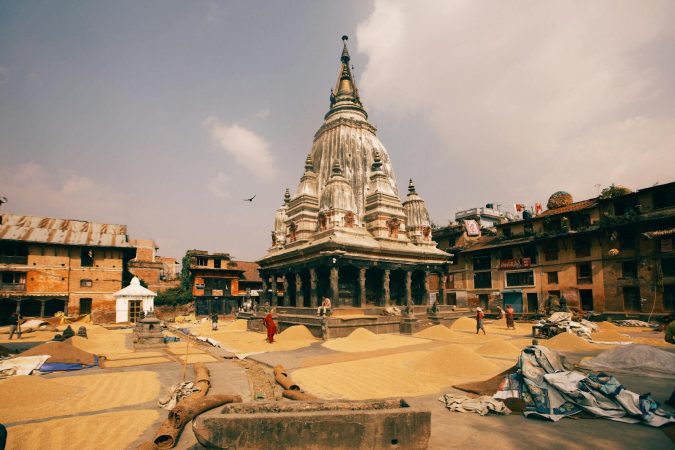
[1,1,674,260]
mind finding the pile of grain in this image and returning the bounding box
[476,340,522,358]
[70,332,131,356]
[279,325,316,341]
[224,319,248,332]
[450,317,478,331]
[345,327,379,341]
[542,332,596,352]
[20,340,97,365]
[596,321,620,331]
[414,325,455,340]
[0,375,79,405]
[412,344,498,377]
[591,331,633,342]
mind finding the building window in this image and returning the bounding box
[580,289,594,310]
[623,286,641,311]
[0,242,28,264]
[570,214,591,230]
[80,279,93,287]
[502,228,512,238]
[521,245,537,264]
[618,231,635,250]
[524,223,534,235]
[472,254,491,271]
[548,290,561,299]
[80,248,94,267]
[500,248,513,260]
[445,274,455,289]
[474,271,492,289]
[614,198,638,216]
[653,188,675,210]
[574,237,591,258]
[547,272,558,284]
[446,292,457,305]
[0,272,26,290]
[577,263,593,284]
[214,259,221,269]
[196,256,208,267]
[544,218,561,233]
[505,270,535,287]
[543,241,558,261]
[79,298,92,315]
[621,261,638,279]
[662,258,675,277]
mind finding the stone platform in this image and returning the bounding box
[238,306,471,339]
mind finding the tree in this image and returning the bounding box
[599,184,632,199]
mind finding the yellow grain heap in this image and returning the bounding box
[476,340,522,358]
[450,317,478,332]
[412,344,499,377]
[542,332,596,352]
[414,325,456,340]
[278,325,316,341]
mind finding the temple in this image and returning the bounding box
[256,36,451,324]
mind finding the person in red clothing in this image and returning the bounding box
[506,304,516,330]
[476,307,486,335]
[263,312,277,343]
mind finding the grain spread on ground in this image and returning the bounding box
[292,346,511,400]
[541,332,597,352]
[279,325,315,341]
[177,354,219,364]
[102,356,172,368]
[450,317,478,331]
[414,325,456,340]
[69,328,133,356]
[596,321,621,331]
[5,409,159,450]
[476,340,522,358]
[322,327,429,353]
[413,344,499,377]
[591,331,634,342]
[0,370,160,423]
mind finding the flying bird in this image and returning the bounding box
[0,196,7,205]
[243,194,256,202]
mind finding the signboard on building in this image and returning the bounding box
[464,219,481,236]
[212,289,223,296]
[499,257,532,270]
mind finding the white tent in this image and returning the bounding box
[113,276,156,323]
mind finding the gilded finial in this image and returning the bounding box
[408,179,416,194]
[341,35,350,63]
[372,150,382,171]
[304,153,314,172]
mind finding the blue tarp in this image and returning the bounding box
[39,356,99,373]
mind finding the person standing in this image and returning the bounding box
[506,304,516,330]
[476,307,486,335]
[210,311,218,331]
[8,312,21,340]
[263,312,277,343]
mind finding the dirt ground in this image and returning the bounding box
[0,318,673,449]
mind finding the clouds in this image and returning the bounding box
[203,117,276,180]
[208,172,230,198]
[0,162,128,222]
[356,0,675,204]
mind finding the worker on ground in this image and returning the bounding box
[476,307,486,335]
[263,312,277,343]
[211,311,218,331]
[559,295,568,312]
[8,312,21,340]
[317,297,332,317]
[506,304,516,330]
[665,318,675,344]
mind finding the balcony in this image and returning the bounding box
[0,255,28,265]
[0,283,26,291]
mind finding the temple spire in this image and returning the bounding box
[326,35,367,120]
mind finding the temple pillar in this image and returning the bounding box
[282,275,290,306]
[330,266,339,306]
[405,271,412,308]
[39,299,46,318]
[422,271,430,305]
[295,273,303,307]
[383,270,390,307]
[439,274,447,305]
[270,276,278,307]
[309,268,318,307]
[261,275,269,304]
[16,299,21,314]
[358,267,366,307]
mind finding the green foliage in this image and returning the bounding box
[155,287,193,306]
[599,183,632,199]
[180,252,193,294]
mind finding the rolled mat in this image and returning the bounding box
[282,389,317,401]
[274,365,300,391]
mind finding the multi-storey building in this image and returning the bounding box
[187,250,243,315]
[436,181,675,318]
[0,213,135,323]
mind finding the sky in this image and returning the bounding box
[1,0,674,261]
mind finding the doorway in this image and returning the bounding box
[503,292,523,313]
[128,300,142,323]
[526,293,538,313]
[579,289,594,311]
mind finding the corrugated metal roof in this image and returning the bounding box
[0,213,131,248]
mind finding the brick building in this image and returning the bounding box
[434,181,675,318]
[0,213,135,323]
[187,250,243,315]
[128,239,179,292]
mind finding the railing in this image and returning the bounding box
[0,283,26,291]
[0,255,28,264]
